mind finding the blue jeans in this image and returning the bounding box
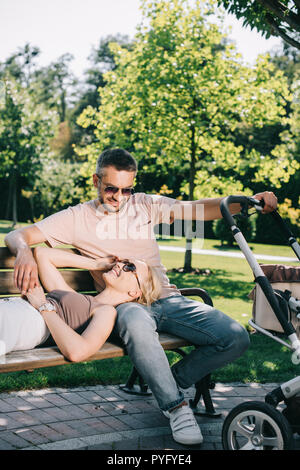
[113,295,249,412]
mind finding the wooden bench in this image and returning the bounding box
[0,246,220,416]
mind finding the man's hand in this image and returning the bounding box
[253,191,278,214]
[14,248,40,295]
[5,225,45,295]
[26,285,47,310]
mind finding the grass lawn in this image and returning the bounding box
[0,219,299,392]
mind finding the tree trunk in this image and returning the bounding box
[60,89,66,123]
[11,172,18,228]
[5,177,13,220]
[183,124,196,272]
[29,195,35,222]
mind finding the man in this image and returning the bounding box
[5,148,277,445]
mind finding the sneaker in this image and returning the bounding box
[163,403,203,445]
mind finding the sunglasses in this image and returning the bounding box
[121,260,141,291]
[104,186,134,196]
[96,176,134,196]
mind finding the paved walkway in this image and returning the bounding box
[158,245,298,262]
[0,382,299,451]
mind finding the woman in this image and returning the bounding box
[0,247,161,361]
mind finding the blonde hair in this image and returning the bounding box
[138,265,162,306]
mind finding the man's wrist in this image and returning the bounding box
[17,245,34,259]
[92,259,99,270]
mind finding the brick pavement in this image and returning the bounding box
[0,382,299,451]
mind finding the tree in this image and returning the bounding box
[217,1,300,50]
[270,42,300,85]
[1,47,79,162]
[77,0,295,270]
[70,35,134,149]
[0,43,41,87]
[33,53,77,123]
[31,159,85,218]
[0,76,58,226]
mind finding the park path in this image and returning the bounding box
[158,245,298,262]
[1,382,299,450]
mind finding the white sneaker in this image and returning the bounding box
[163,403,203,445]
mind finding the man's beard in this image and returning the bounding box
[98,193,128,213]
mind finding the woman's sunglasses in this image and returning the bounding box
[121,260,141,290]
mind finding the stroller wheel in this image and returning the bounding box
[222,401,293,450]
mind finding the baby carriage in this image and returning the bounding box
[219,195,300,450]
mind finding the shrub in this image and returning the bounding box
[213,214,256,246]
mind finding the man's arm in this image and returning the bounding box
[4,225,47,295]
[170,191,278,222]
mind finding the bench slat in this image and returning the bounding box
[0,247,15,269]
[0,334,191,373]
[0,246,96,294]
[0,246,83,269]
[0,270,95,294]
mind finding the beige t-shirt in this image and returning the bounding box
[35,193,182,298]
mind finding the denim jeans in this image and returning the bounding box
[113,294,250,411]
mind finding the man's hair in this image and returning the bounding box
[96,148,138,177]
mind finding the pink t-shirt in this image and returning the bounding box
[35,193,182,298]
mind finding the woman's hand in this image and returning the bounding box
[26,285,47,310]
[94,256,119,272]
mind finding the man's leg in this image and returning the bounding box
[113,301,204,445]
[154,295,250,389]
[114,302,184,410]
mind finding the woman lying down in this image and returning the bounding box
[0,247,161,361]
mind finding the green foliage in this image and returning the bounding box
[217,1,300,50]
[0,76,58,223]
[77,0,294,199]
[70,35,134,149]
[0,43,40,87]
[30,159,86,219]
[0,4,299,236]
[213,213,256,246]
[270,43,300,86]
[255,208,300,245]
[0,44,88,222]
[33,53,78,123]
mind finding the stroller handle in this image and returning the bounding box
[219,195,300,347]
[220,195,300,260]
[220,195,263,228]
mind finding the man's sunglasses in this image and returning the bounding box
[104,186,134,196]
[121,260,141,291]
[96,176,134,196]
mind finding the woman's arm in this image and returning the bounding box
[40,304,117,362]
[33,246,117,292]
[26,286,117,362]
